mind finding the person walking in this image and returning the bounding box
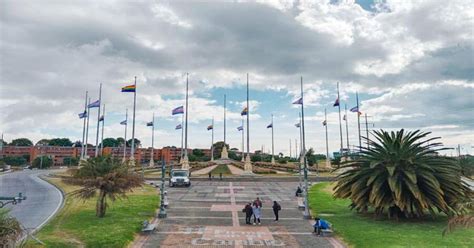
[252,202,262,225]
[253,197,263,208]
[272,201,281,221]
[208,172,212,180]
[243,202,253,225]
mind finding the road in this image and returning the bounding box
[0,170,63,233]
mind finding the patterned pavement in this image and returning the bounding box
[136,180,344,248]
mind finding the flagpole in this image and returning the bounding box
[211,117,214,161]
[345,104,350,152]
[300,76,311,219]
[244,73,252,173]
[131,77,137,163]
[298,112,302,187]
[180,114,184,159]
[365,113,369,150]
[325,108,330,168]
[221,94,228,159]
[100,104,105,156]
[271,114,275,165]
[357,92,361,151]
[95,83,102,157]
[295,138,298,160]
[182,73,190,169]
[289,139,292,158]
[150,112,155,167]
[85,98,91,159]
[81,91,88,160]
[241,117,244,162]
[336,82,343,155]
[123,109,128,162]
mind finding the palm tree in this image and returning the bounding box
[64,156,143,217]
[334,129,471,219]
[0,209,22,246]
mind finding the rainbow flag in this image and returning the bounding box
[121,85,136,92]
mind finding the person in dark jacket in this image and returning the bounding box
[295,186,303,197]
[243,203,253,224]
[272,201,281,221]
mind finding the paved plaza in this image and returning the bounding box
[136,180,343,248]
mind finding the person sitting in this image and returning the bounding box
[313,217,331,235]
[295,186,303,197]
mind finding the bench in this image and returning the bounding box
[141,220,157,233]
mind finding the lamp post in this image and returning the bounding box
[158,158,167,219]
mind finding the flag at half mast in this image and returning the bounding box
[241,107,248,116]
[267,123,273,128]
[295,123,301,128]
[172,106,184,115]
[237,126,243,131]
[350,106,362,115]
[207,125,213,130]
[121,85,136,92]
[333,97,340,107]
[146,121,153,127]
[120,120,127,125]
[88,100,100,108]
[99,115,104,122]
[78,111,87,119]
[175,124,182,130]
[292,97,303,105]
[322,120,327,126]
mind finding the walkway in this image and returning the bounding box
[227,163,244,175]
[192,164,219,175]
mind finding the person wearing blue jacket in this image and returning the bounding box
[313,217,330,235]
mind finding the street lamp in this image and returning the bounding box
[158,158,167,219]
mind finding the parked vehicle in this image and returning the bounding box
[169,169,191,187]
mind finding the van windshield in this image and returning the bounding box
[172,171,187,177]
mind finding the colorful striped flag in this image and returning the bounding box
[241,107,248,116]
[172,106,184,115]
[350,106,362,115]
[121,85,136,92]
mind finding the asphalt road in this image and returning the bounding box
[0,170,63,233]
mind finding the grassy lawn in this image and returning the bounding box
[26,178,159,248]
[308,183,473,248]
[210,164,232,175]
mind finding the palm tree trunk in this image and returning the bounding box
[96,190,107,217]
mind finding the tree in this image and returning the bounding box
[35,139,50,146]
[127,138,141,148]
[64,156,143,217]
[306,148,326,166]
[9,138,33,146]
[459,155,474,178]
[0,139,7,146]
[116,137,125,147]
[2,157,27,166]
[32,156,53,169]
[192,149,204,157]
[48,138,73,147]
[334,129,471,219]
[0,209,22,246]
[63,157,79,166]
[101,138,120,148]
[72,140,82,147]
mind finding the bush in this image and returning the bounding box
[63,157,79,166]
[32,156,53,169]
[2,156,27,166]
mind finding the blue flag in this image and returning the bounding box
[78,111,87,119]
[292,97,303,105]
[88,100,100,108]
[172,106,184,115]
[237,126,243,131]
[175,124,182,130]
[267,123,273,128]
[120,120,127,125]
[333,97,340,107]
[146,121,153,127]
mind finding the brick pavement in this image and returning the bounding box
[138,181,342,248]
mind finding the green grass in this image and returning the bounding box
[26,178,159,248]
[308,183,473,248]
[210,164,231,175]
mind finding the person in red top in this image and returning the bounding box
[253,197,262,208]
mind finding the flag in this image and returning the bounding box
[207,125,213,130]
[333,97,340,107]
[267,123,273,128]
[121,85,136,92]
[99,115,104,122]
[343,114,346,121]
[292,97,303,105]
[78,111,87,119]
[295,123,301,128]
[172,106,184,115]
[322,120,327,126]
[241,107,248,116]
[350,106,362,115]
[120,120,127,125]
[175,124,182,130]
[88,100,100,108]
[146,121,153,127]
[237,126,243,131]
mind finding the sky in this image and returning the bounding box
[0,0,473,156]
